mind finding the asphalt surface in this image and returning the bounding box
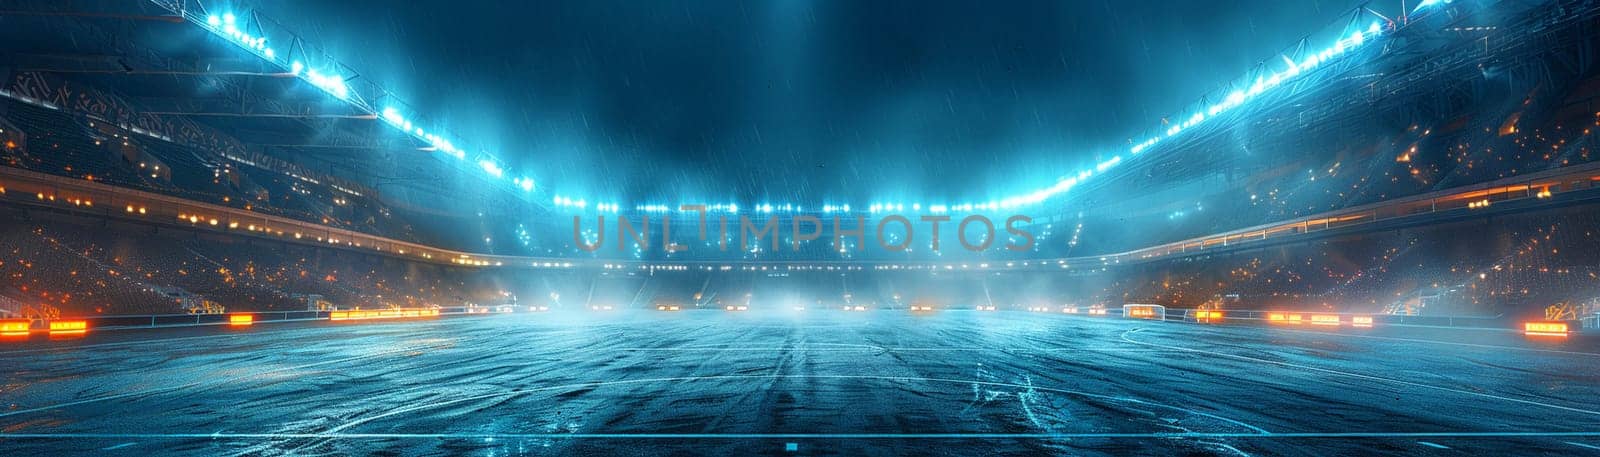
[1,310,1598,456]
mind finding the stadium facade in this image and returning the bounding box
[5,1,1600,455]
[0,0,1595,322]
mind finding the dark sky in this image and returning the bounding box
[262,0,1363,205]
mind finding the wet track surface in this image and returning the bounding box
[1,311,1598,456]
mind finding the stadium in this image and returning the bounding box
[1,0,1599,455]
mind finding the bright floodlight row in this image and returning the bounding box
[555,15,1392,215]
[196,2,1412,214]
[198,9,533,197]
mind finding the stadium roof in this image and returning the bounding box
[2,0,1455,219]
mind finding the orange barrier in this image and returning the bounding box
[48,320,87,337]
[228,314,255,326]
[1268,313,1306,324]
[1124,305,1163,319]
[1524,321,1570,337]
[1268,312,1372,327]
[329,308,440,321]
[1191,310,1224,323]
[0,319,30,337]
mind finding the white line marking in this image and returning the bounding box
[311,374,1269,436]
[265,372,1250,457]
[0,431,1597,439]
[1568,441,1600,450]
[1119,328,1600,417]
[1247,326,1600,357]
[1417,441,1450,449]
[0,342,451,419]
[589,346,1174,353]
[0,333,254,355]
[1208,442,1253,456]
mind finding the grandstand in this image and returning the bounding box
[2,0,1600,455]
[0,1,1594,315]
[0,0,1594,318]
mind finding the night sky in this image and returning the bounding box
[263,0,1362,205]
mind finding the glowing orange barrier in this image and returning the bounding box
[1351,316,1374,328]
[1286,313,1303,324]
[1524,321,1569,337]
[1310,315,1341,326]
[0,319,30,337]
[228,314,255,326]
[1267,313,1287,323]
[330,308,439,321]
[1192,310,1224,322]
[48,320,87,337]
